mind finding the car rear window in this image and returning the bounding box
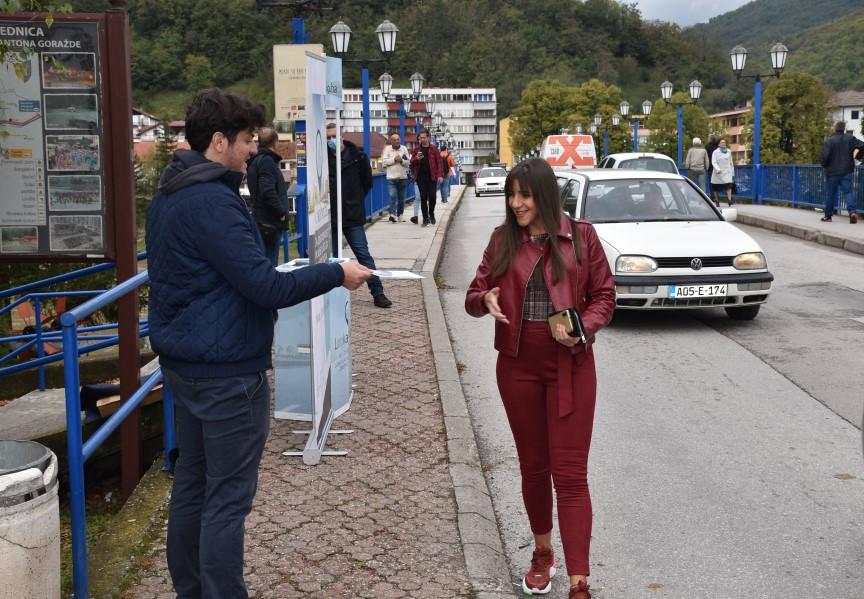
[583,179,719,223]
[478,168,506,178]
[619,158,677,173]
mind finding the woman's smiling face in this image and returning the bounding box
[508,179,543,234]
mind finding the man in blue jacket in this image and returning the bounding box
[146,88,371,599]
[820,120,864,223]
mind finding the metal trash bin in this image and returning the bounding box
[0,440,60,599]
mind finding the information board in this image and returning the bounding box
[0,20,107,257]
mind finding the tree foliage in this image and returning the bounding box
[508,80,576,155]
[745,73,830,164]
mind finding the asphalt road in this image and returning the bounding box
[438,188,864,599]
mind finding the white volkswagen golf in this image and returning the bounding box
[556,169,772,320]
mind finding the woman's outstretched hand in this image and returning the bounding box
[483,287,510,324]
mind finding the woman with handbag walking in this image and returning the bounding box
[465,158,616,598]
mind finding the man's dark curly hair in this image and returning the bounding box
[185,88,266,153]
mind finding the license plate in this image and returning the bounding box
[668,284,727,298]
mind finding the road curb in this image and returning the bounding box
[737,212,864,256]
[420,188,514,596]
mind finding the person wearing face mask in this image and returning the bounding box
[326,123,392,308]
[380,132,409,222]
[710,138,735,207]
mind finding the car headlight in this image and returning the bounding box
[733,252,766,270]
[615,255,658,273]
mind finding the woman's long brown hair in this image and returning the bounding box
[489,158,580,284]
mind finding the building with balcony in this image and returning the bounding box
[329,87,497,180]
[710,104,750,164]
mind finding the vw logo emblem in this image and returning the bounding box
[690,258,703,270]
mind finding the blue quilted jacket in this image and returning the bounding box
[146,150,344,378]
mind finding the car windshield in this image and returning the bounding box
[582,179,719,223]
[478,168,506,178]
[618,158,677,173]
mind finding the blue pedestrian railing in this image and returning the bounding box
[61,269,175,599]
[0,253,148,389]
[680,163,863,211]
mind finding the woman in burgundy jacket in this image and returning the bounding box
[465,158,615,599]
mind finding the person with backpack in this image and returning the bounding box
[439,143,456,204]
[246,127,289,265]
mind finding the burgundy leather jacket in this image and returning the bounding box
[465,215,616,358]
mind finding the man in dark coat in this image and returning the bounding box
[409,129,444,226]
[820,120,864,223]
[326,123,391,308]
[246,127,289,265]
[705,134,719,204]
[146,89,371,599]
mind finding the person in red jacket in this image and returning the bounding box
[465,157,616,599]
[409,129,443,226]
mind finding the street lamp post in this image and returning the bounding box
[329,18,399,156]
[730,43,788,201]
[620,100,652,152]
[659,79,703,168]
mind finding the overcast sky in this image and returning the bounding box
[634,0,753,27]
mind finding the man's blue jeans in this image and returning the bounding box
[343,225,383,297]
[387,178,407,217]
[440,177,451,203]
[164,369,270,599]
[825,173,854,217]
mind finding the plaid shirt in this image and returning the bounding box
[523,234,554,321]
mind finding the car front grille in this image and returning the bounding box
[655,256,734,268]
[650,296,737,307]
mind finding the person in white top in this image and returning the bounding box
[710,138,735,206]
[380,132,410,222]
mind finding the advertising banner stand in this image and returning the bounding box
[274,51,352,465]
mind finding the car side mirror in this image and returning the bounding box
[721,208,737,222]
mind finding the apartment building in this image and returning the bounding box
[710,104,750,164]
[329,87,497,181]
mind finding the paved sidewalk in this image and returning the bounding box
[123,185,508,598]
[734,203,864,256]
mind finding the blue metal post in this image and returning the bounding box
[361,67,371,157]
[296,120,308,257]
[34,296,45,390]
[752,78,763,203]
[62,320,88,599]
[162,381,176,472]
[677,105,684,169]
[633,120,639,152]
[399,103,405,142]
[291,17,305,44]
[604,130,609,158]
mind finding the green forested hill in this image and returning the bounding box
[691,0,860,52]
[787,10,864,91]
[69,0,735,119]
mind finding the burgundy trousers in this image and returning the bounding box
[496,321,597,575]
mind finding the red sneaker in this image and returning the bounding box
[569,579,592,599]
[521,546,557,595]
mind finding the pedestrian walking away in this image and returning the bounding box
[409,129,444,226]
[327,123,392,308]
[710,138,735,207]
[146,88,372,599]
[705,134,719,200]
[439,143,456,204]
[684,136,709,192]
[381,131,409,222]
[246,126,289,266]
[465,157,616,599]
[820,120,864,223]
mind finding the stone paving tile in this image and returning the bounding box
[123,280,472,598]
